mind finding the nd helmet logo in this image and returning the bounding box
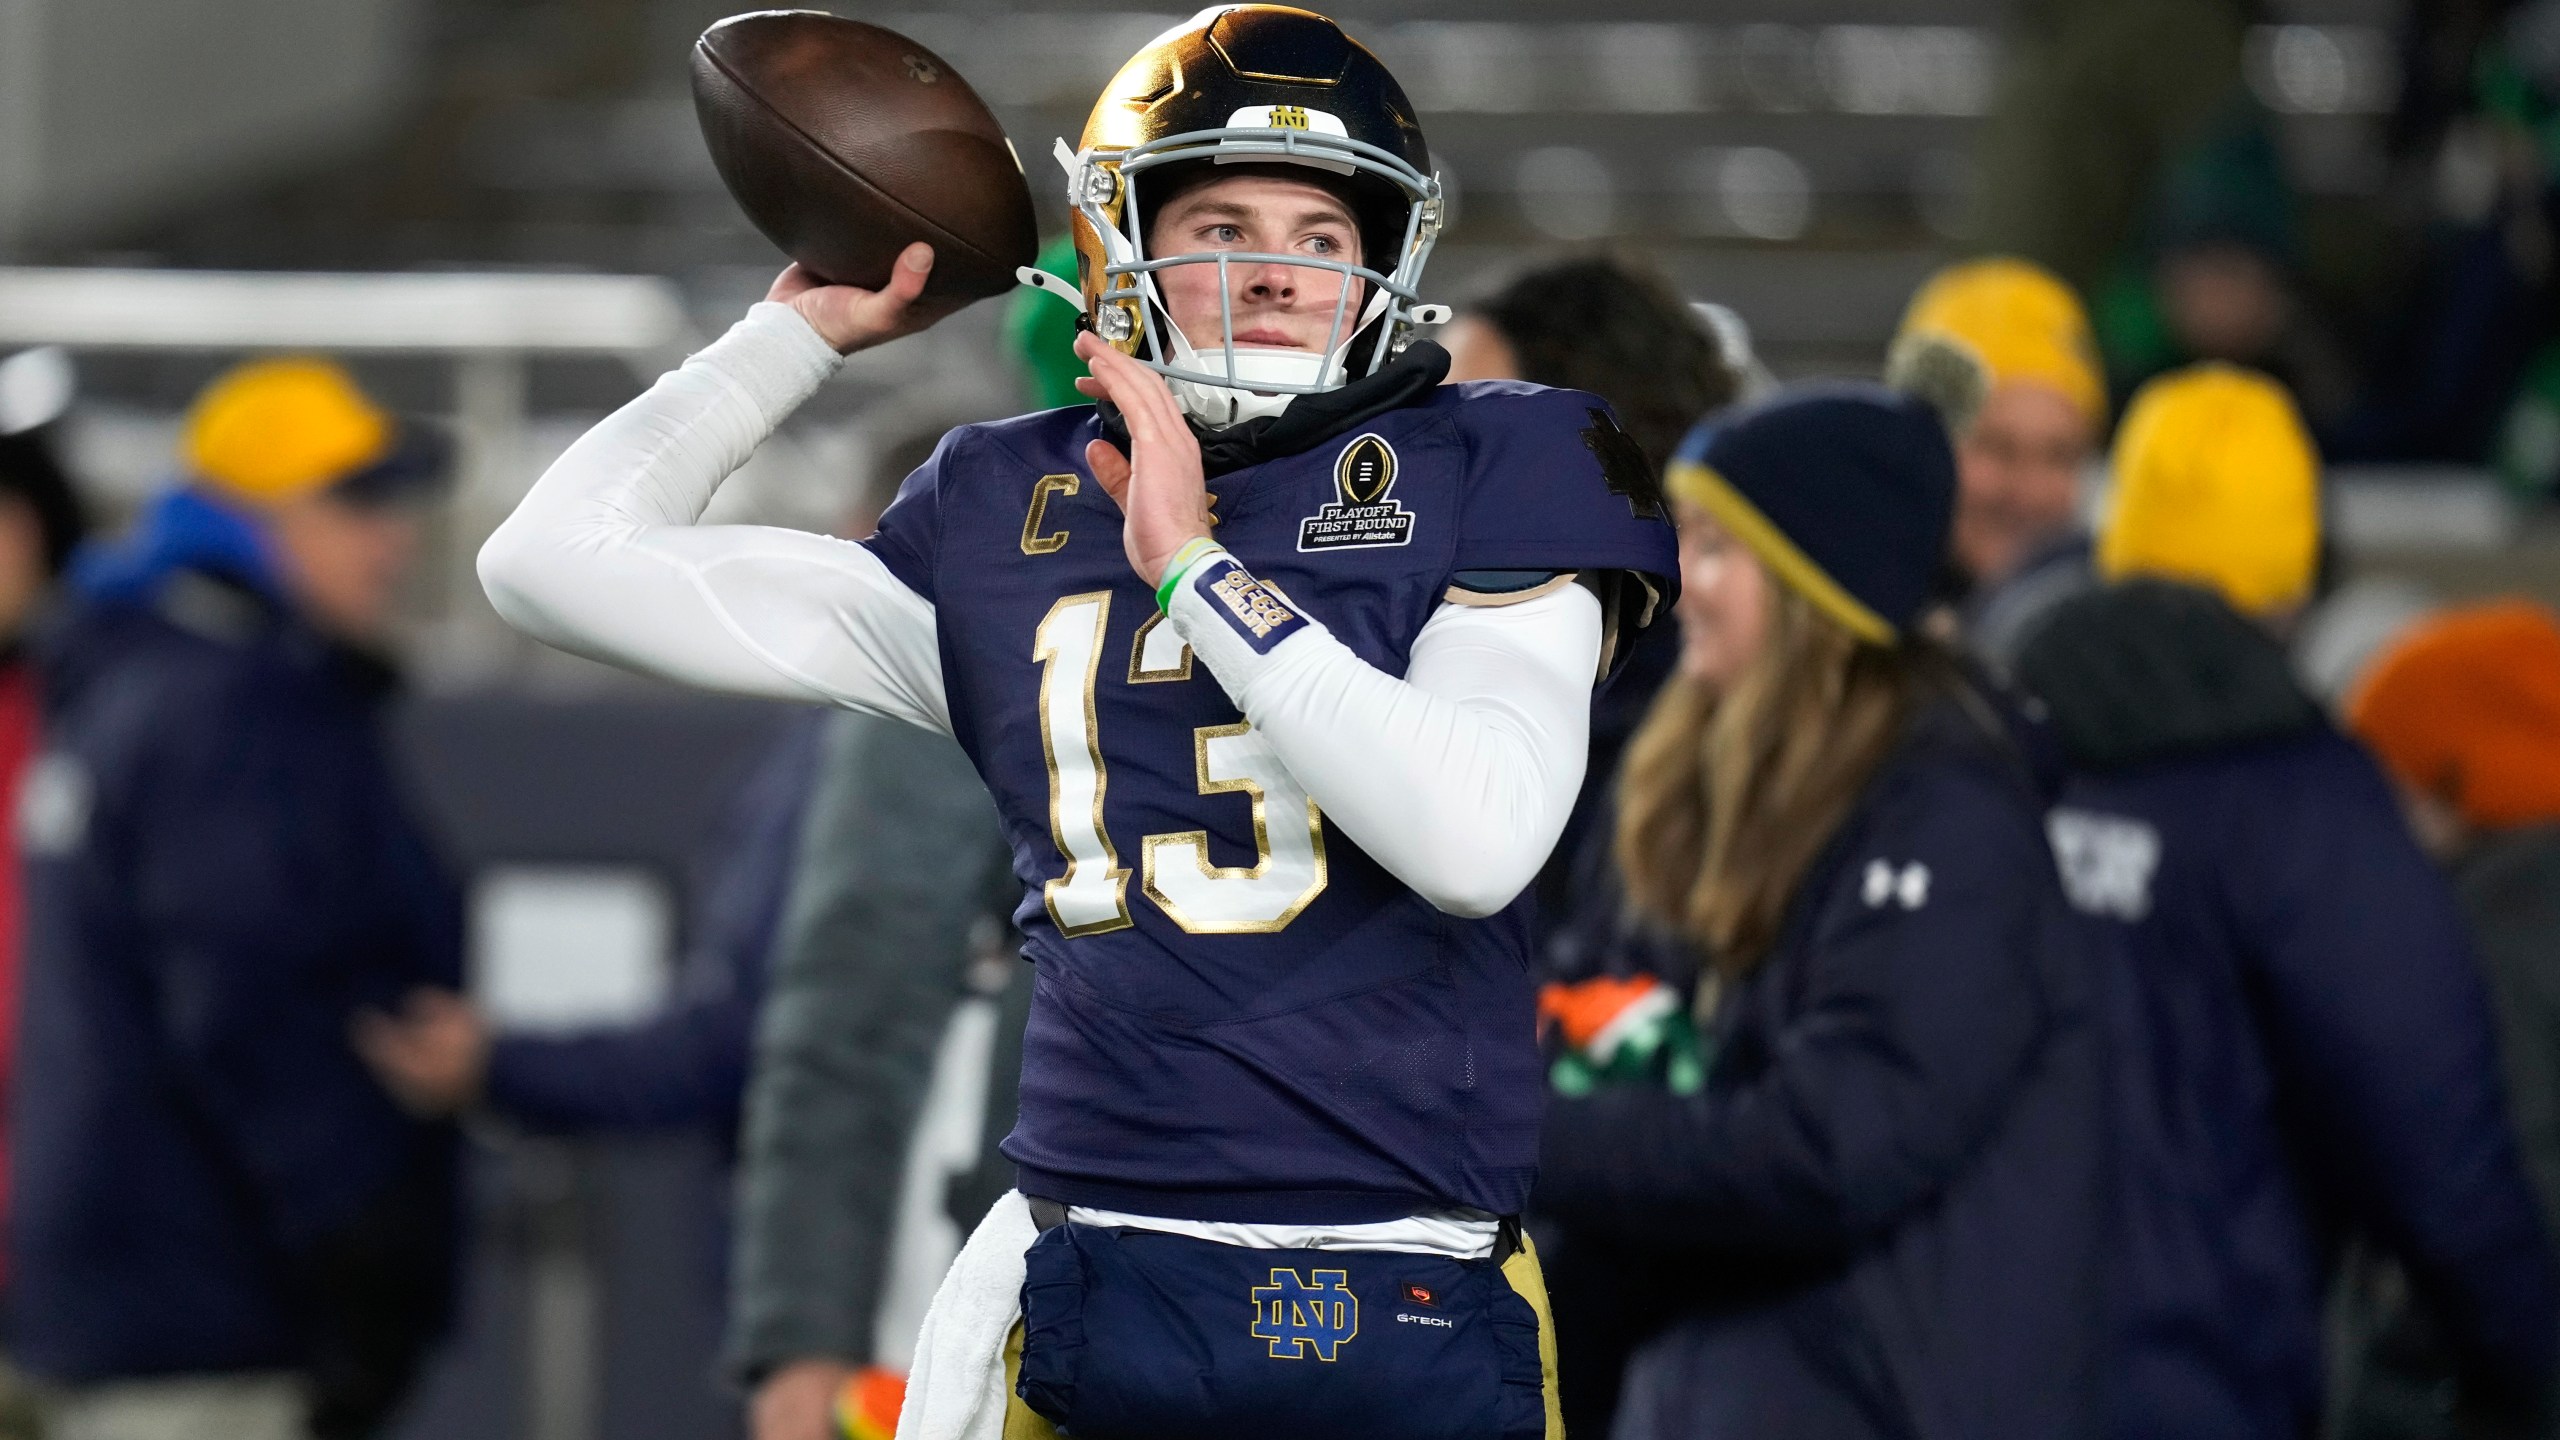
[1251,1268,1359,1361]
[1270,105,1312,130]
[1298,433,1416,551]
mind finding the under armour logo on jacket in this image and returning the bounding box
[1862,859,1930,910]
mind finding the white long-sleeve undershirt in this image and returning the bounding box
[480,304,948,731]
[478,303,1595,919]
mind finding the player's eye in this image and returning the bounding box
[1207,224,1244,245]
[1305,234,1338,255]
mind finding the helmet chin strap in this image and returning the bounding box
[1160,286,1394,428]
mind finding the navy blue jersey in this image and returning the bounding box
[864,381,1677,1223]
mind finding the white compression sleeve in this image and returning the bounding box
[478,303,950,733]
[1166,557,1599,918]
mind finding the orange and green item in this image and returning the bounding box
[834,1366,907,1440]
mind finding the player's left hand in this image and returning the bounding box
[1074,332,1213,588]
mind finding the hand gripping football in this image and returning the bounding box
[691,11,1039,305]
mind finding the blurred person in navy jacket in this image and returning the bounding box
[8,359,460,1440]
[1535,359,2108,1440]
[2015,367,2560,1439]
[2334,600,2560,1437]
[352,711,820,1145]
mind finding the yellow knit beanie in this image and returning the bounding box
[1894,257,2106,427]
[2098,364,2320,615]
[182,357,394,508]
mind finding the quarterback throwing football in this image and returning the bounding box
[482,8,1676,1438]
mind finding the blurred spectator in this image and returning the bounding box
[1894,257,2105,591]
[2349,601,2560,1216]
[0,354,89,1440]
[2329,1,2560,493]
[1442,255,1738,486]
[1536,375,2106,1440]
[1975,0,2353,422]
[8,358,461,1440]
[2331,601,2560,1439]
[1438,254,1740,949]
[354,709,823,1140]
[2098,108,2358,425]
[1888,257,2107,673]
[2014,367,2559,1439]
[727,710,1015,1440]
[720,424,1018,1440]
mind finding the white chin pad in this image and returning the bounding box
[1156,286,1397,427]
[1163,340,1329,426]
[1171,340,1336,392]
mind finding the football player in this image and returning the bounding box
[480,8,1675,1437]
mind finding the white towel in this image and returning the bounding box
[894,1190,1036,1440]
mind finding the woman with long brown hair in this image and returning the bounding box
[1534,381,2106,1440]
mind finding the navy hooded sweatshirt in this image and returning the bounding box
[2017,578,2560,1439]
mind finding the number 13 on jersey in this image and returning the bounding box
[1033,593,1328,938]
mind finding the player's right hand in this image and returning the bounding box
[769,243,939,355]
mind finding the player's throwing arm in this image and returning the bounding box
[478,249,951,732]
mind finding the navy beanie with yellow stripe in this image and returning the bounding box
[1664,383,1957,644]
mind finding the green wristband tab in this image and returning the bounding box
[1155,538,1227,612]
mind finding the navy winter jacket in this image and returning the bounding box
[7,492,462,1395]
[2018,579,2560,1439]
[481,712,820,1141]
[1537,698,2108,1440]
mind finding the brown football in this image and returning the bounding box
[691,11,1038,304]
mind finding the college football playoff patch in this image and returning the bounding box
[1298,433,1416,551]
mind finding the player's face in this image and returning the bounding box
[1150,174,1366,356]
[1673,503,1773,687]
[1952,380,2092,586]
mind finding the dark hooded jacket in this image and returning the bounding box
[7,491,461,1434]
[2015,578,2560,1440]
[1535,694,2108,1440]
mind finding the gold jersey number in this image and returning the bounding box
[1032,593,1327,937]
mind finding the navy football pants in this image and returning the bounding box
[998,1234,1564,1440]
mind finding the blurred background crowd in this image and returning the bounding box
[9,0,2560,1438]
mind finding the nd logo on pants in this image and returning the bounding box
[1251,1268,1359,1360]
